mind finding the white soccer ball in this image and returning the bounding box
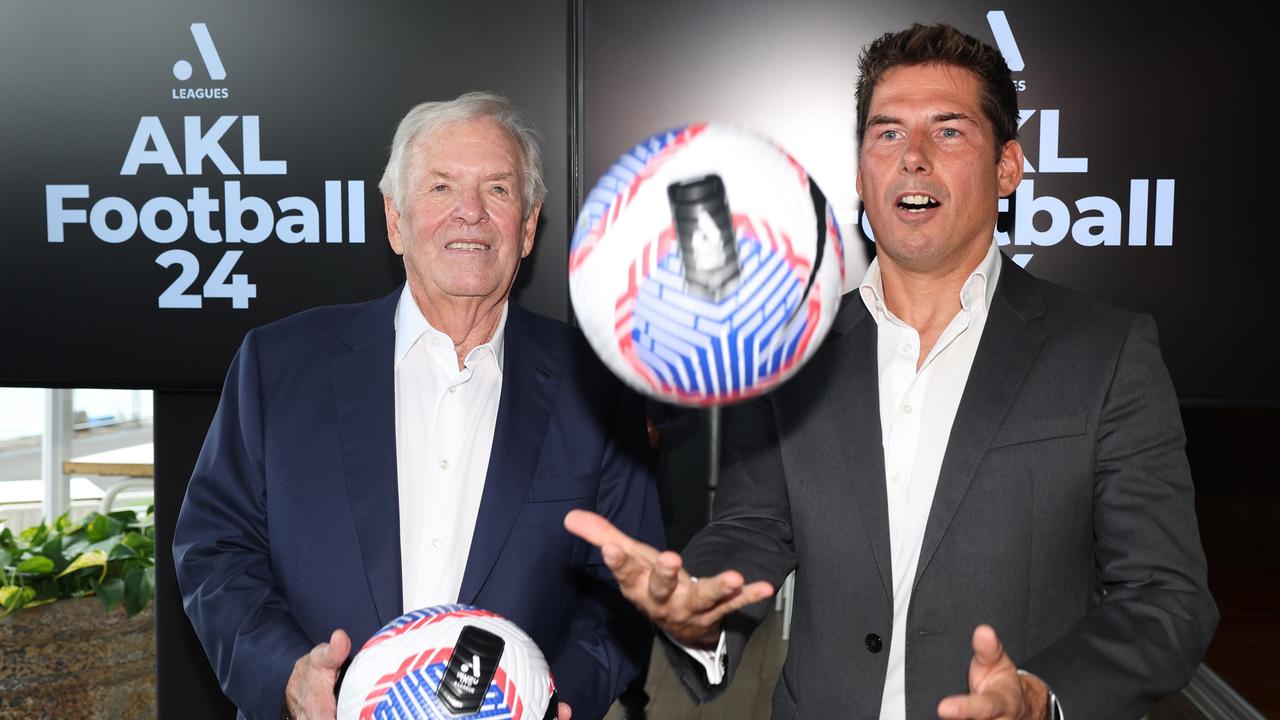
[337,604,556,720]
[570,123,844,406]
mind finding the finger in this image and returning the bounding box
[557,701,572,720]
[601,543,654,588]
[648,551,684,601]
[970,624,1004,668]
[937,692,1003,719]
[691,571,775,611]
[312,630,351,670]
[564,510,649,555]
[689,579,775,627]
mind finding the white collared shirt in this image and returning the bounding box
[861,241,1000,720]
[394,287,507,611]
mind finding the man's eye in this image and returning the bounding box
[881,129,900,140]
[490,185,509,195]
[940,128,961,138]
[430,183,449,192]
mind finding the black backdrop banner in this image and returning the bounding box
[0,0,570,389]
[1,0,1272,405]
[581,0,1273,406]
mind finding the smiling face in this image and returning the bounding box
[856,63,1023,277]
[384,115,541,313]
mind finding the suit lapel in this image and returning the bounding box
[823,295,894,604]
[913,256,1046,588]
[457,305,561,604]
[332,290,402,627]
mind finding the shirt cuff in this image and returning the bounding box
[668,629,728,685]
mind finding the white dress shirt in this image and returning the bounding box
[680,241,1003,720]
[394,287,507,611]
[862,242,999,720]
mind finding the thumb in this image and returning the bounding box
[318,629,352,668]
[971,624,1005,668]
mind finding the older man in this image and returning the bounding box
[175,91,662,720]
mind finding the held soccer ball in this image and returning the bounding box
[337,604,557,720]
[570,123,844,407]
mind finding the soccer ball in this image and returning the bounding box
[337,604,557,720]
[570,123,844,407]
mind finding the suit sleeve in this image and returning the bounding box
[659,392,798,703]
[172,331,314,720]
[1021,314,1219,719]
[552,380,665,720]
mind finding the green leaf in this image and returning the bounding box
[17,556,55,575]
[90,577,125,611]
[107,509,140,524]
[84,514,125,543]
[57,549,108,581]
[53,511,76,533]
[1,585,36,616]
[121,532,154,554]
[108,543,139,562]
[20,523,49,547]
[38,536,69,573]
[61,535,90,557]
[123,566,155,617]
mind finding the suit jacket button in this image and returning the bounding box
[864,633,882,653]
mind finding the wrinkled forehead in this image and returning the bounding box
[410,117,522,176]
[869,63,984,113]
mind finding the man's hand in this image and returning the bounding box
[564,509,773,648]
[557,701,572,720]
[937,625,1050,720]
[284,629,351,719]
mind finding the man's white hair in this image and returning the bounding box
[378,91,546,217]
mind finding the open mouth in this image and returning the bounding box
[445,241,490,251]
[897,193,940,213]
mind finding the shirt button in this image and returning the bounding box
[901,343,914,355]
[865,633,883,653]
[448,386,457,393]
[890,474,901,485]
[432,538,442,548]
[902,404,913,415]
[439,459,449,470]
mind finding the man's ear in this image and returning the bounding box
[521,200,542,258]
[997,140,1025,197]
[384,194,405,256]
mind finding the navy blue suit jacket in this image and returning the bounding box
[173,289,663,720]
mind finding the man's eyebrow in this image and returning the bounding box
[866,114,900,126]
[424,170,516,181]
[935,112,975,123]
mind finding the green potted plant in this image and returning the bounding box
[1,507,156,617]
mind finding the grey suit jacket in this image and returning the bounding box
[664,255,1218,720]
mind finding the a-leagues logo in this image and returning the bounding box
[171,23,229,100]
[985,11,1024,73]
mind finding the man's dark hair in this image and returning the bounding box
[855,23,1019,162]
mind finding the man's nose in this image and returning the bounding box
[900,135,932,175]
[453,185,488,224]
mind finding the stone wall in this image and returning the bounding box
[0,597,155,719]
